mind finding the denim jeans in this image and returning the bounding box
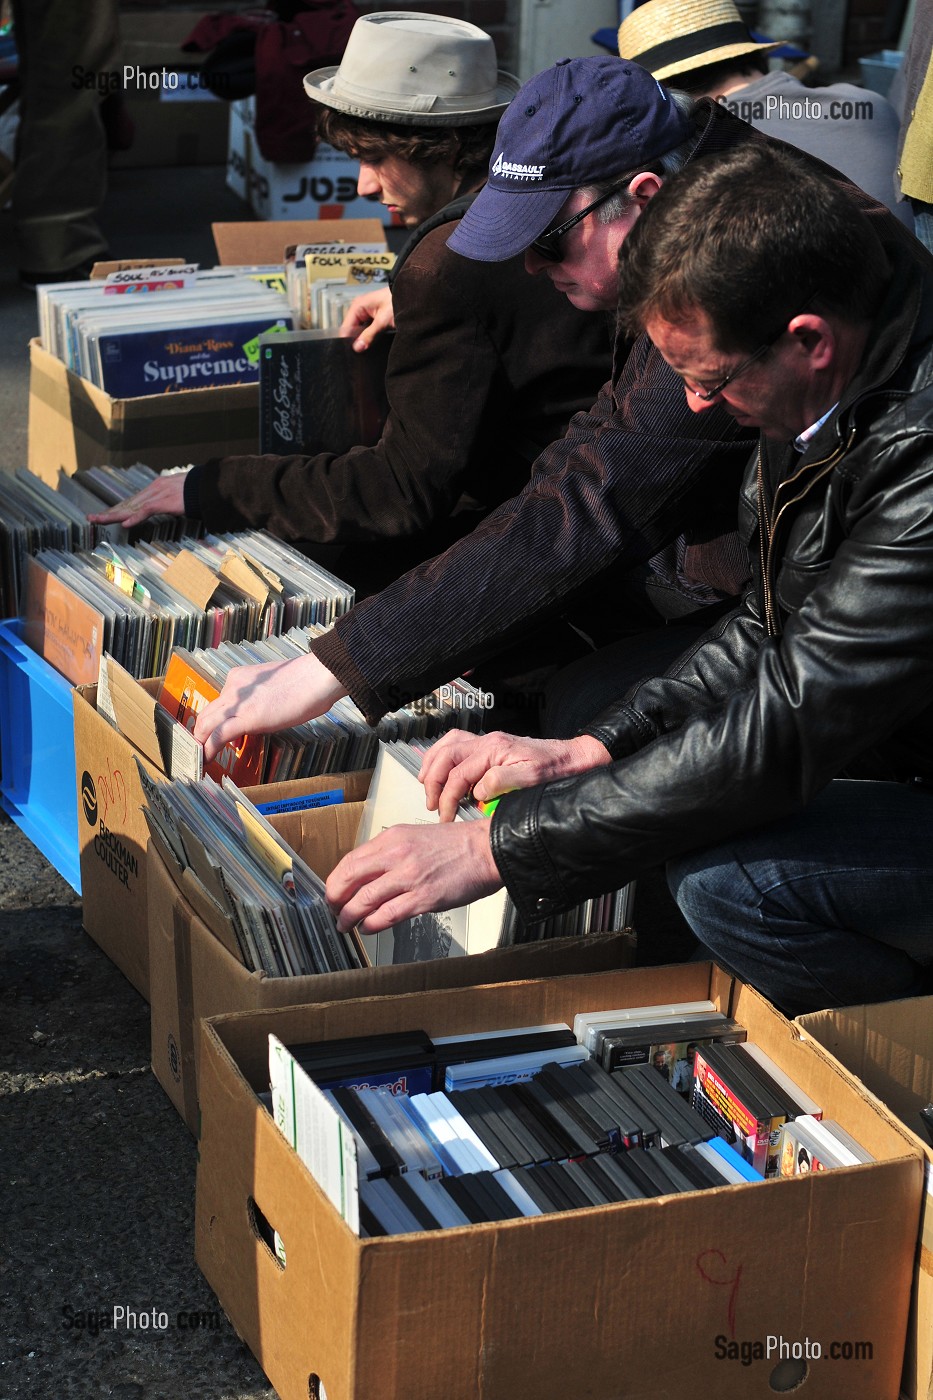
[667,780,933,1016]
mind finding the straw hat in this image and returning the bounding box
[304,12,520,126]
[618,0,782,82]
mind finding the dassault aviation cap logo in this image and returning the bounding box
[492,151,545,181]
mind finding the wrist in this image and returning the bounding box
[300,651,346,711]
[565,734,612,775]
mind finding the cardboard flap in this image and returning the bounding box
[161,550,220,610]
[22,556,103,687]
[98,654,165,771]
[212,219,385,266]
[219,550,271,605]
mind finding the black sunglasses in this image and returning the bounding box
[530,183,628,263]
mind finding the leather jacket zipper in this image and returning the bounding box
[757,425,858,635]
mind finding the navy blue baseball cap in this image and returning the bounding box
[447,56,695,262]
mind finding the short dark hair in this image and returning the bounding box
[316,108,496,182]
[617,143,891,352]
[663,54,768,99]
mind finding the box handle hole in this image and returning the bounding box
[308,1376,329,1400]
[770,1358,808,1391]
[247,1195,286,1270]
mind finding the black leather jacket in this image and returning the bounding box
[490,235,933,925]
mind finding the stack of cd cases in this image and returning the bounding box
[265,1008,874,1236]
[266,1026,773,1239]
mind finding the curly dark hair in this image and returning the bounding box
[317,108,496,181]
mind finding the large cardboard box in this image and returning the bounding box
[110,86,230,171]
[798,997,933,1400]
[148,802,635,1134]
[195,965,924,1400]
[72,677,370,1000]
[227,96,400,224]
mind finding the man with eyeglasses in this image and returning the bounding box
[194,57,921,778]
[324,142,933,1015]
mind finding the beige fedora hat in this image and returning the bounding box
[618,0,782,82]
[304,11,520,126]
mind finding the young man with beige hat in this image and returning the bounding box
[92,12,610,599]
[618,0,910,223]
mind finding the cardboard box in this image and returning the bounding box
[798,998,933,1400]
[227,96,400,224]
[27,336,259,480]
[148,799,635,1134]
[28,219,385,480]
[195,966,924,1400]
[72,676,370,1000]
[110,88,229,171]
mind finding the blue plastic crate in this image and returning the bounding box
[0,618,80,893]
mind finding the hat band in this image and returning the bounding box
[330,73,497,113]
[629,20,755,72]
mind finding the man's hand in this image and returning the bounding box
[326,820,502,934]
[87,469,189,528]
[192,652,346,762]
[419,729,613,822]
[338,286,395,352]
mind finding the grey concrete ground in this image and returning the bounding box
[0,160,278,1398]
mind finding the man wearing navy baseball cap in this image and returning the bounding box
[447,56,694,288]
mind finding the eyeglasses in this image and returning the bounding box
[530,183,627,263]
[685,295,816,402]
[685,337,781,402]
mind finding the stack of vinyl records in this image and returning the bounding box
[157,629,486,786]
[38,264,292,395]
[140,770,363,978]
[0,465,196,618]
[283,240,394,330]
[23,530,354,682]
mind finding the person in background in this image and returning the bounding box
[11,0,118,285]
[617,0,912,226]
[895,0,933,250]
[90,12,611,604]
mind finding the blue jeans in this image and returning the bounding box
[667,780,933,1015]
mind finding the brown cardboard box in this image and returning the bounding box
[27,336,259,479]
[147,806,635,1135]
[72,676,370,1000]
[798,998,933,1400]
[27,220,386,479]
[195,966,924,1400]
[109,96,230,170]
